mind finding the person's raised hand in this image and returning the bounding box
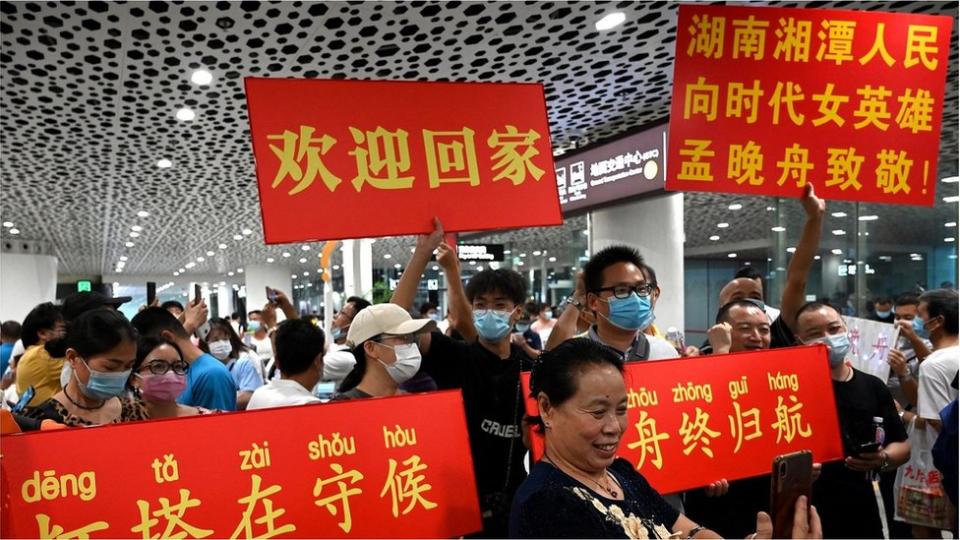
[708,322,733,354]
[183,298,208,332]
[705,478,729,497]
[801,183,826,220]
[416,217,444,253]
[437,242,459,272]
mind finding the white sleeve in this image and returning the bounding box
[917,356,952,419]
[322,349,357,383]
[646,335,680,360]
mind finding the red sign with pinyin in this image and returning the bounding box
[666,4,953,206]
[245,78,562,244]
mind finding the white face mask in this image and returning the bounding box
[376,342,422,384]
[208,339,233,360]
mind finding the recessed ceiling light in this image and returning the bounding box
[858,215,879,221]
[942,176,959,184]
[179,267,185,272]
[384,254,392,259]
[228,272,235,277]
[233,234,243,240]
[219,243,228,249]
[299,257,307,263]
[504,250,512,254]
[333,265,341,270]
[156,158,173,169]
[176,107,196,121]
[831,212,847,218]
[8,228,20,235]
[944,195,960,203]
[766,206,775,212]
[832,229,846,235]
[301,245,311,251]
[131,225,143,232]
[190,69,213,86]
[303,271,310,276]
[2,221,13,228]
[831,249,843,255]
[242,228,253,235]
[946,237,956,243]
[282,252,291,257]
[787,247,797,253]
[946,222,957,228]
[717,223,729,228]
[126,241,135,247]
[595,12,626,31]
[520,253,527,257]
[771,226,786,232]
[394,263,402,269]
[173,272,180,276]
[814,255,821,260]
[129,231,140,238]
[727,253,737,258]
[709,235,720,241]
[548,256,557,262]
[119,256,128,261]
[728,203,743,210]
[185,262,196,269]
[206,251,215,256]
[290,274,297,279]
[267,257,275,263]
[533,250,542,256]
[137,211,150,218]
[237,268,244,273]
[196,256,205,262]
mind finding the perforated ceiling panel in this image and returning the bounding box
[1,1,957,278]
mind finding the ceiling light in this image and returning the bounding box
[727,253,737,258]
[173,272,180,276]
[2,222,13,228]
[787,247,797,253]
[175,107,196,121]
[196,256,205,262]
[831,249,843,255]
[942,176,959,184]
[766,206,775,212]
[832,229,846,235]
[8,228,20,235]
[237,268,244,273]
[125,241,135,247]
[301,245,311,251]
[595,12,626,31]
[303,271,310,276]
[185,262,196,269]
[717,222,729,228]
[771,226,786,232]
[241,228,253,235]
[179,267,185,273]
[299,257,307,263]
[233,234,243,240]
[548,256,557,262]
[504,250,512,254]
[290,274,297,279]
[119,256,128,261]
[384,254,392,259]
[190,69,213,86]
[394,263,402,269]
[858,215,879,221]
[944,195,960,203]
[267,257,275,263]
[333,265,341,270]
[228,272,235,277]
[156,158,173,169]
[218,243,228,249]
[533,250,542,256]
[129,231,140,238]
[137,211,150,218]
[131,225,143,232]
[282,252,291,257]
[206,250,215,256]
[946,237,956,243]
[520,253,527,257]
[709,235,720,241]
[814,255,821,260]
[728,203,743,210]
[831,212,847,218]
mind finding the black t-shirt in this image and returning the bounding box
[420,331,532,535]
[814,369,908,539]
[769,315,795,349]
[510,458,680,538]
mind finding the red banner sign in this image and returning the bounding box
[666,4,952,206]
[0,390,481,539]
[521,345,845,494]
[245,79,562,244]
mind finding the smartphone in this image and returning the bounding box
[195,321,212,342]
[146,281,156,306]
[194,284,202,304]
[266,287,279,305]
[857,441,881,455]
[770,450,813,539]
[12,386,35,413]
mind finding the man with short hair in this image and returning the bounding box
[247,319,325,409]
[706,300,772,354]
[916,288,959,433]
[794,301,911,539]
[14,303,65,406]
[870,295,895,323]
[161,300,185,318]
[886,294,932,414]
[131,307,237,411]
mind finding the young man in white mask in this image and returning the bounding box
[333,303,435,400]
[794,301,911,539]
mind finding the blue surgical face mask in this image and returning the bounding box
[74,358,132,400]
[813,333,850,367]
[875,310,891,318]
[247,320,261,333]
[515,322,531,334]
[912,317,929,339]
[428,313,442,322]
[331,327,345,341]
[473,309,513,342]
[599,293,654,332]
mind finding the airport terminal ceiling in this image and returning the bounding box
[1,1,957,278]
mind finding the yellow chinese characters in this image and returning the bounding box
[896,89,934,133]
[423,128,480,188]
[732,16,769,60]
[679,407,721,458]
[687,14,725,59]
[767,81,805,126]
[728,402,763,454]
[852,85,892,131]
[677,139,716,182]
[728,141,764,186]
[811,83,849,127]
[904,25,939,70]
[684,77,720,122]
[380,455,439,518]
[487,125,545,185]
[825,147,865,191]
[35,514,109,540]
[349,127,415,191]
[876,149,913,195]
[773,17,811,62]
[770,395,813,444]
[726,81,764,124]
[132,489,214,539]
[268,126,342,195]
[816,20,856,65]
[776,144,813,188]
[313,463,364,533]
[626,410,671,470]
[230,474,296,540]
[859,23,895,67]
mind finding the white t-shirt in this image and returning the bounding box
[917,345,959,419]
[247,378,321,410]
[647,334,681,360]
[251,336,274,361]
[323,345,357,384]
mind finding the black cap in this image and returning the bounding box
[61,291,132,321]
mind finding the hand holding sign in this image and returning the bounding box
[801,183,826,220]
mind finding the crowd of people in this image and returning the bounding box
[1,186,957,539]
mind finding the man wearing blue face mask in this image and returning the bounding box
[392,218,533,538]
[794,301,911,539]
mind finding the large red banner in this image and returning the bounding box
[521,345,845,494]
[245,79,562,244]
[666,4,953,206]
[0,391,481,539]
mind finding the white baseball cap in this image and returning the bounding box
[346,303,436,348]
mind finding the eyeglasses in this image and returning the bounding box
[141,360,189,375]
[595,284,655,299]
